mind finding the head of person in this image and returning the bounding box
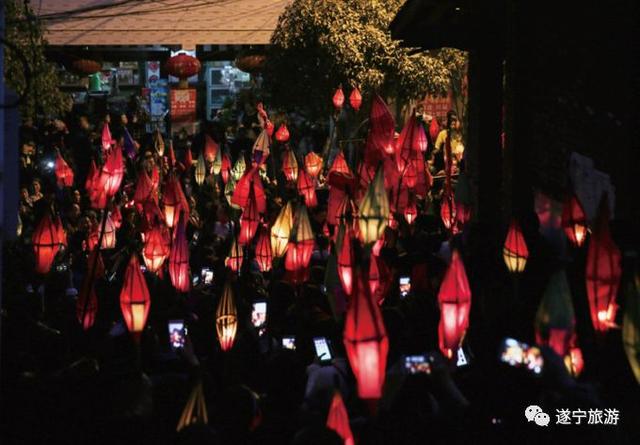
[447,110,459,130]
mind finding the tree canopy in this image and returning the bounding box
[264,0,462,118]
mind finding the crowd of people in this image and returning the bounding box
[1,94,636,445]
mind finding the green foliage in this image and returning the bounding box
[264,0,463,118]
[4,0,68,119]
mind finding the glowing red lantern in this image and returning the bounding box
[369,95,395,155]
[101,213,117,249]
[101,145,125,197]
[437,250,472,358]
[142,224,171,274]
[337,226,354,296]
[305,151,323,177]
[255,227,273,272]
[440,193,457,232]
[333,87,345,109]
[238,189,260,245]
[403,160,417,189]
[275,124,290,143]
[163,176,188,229]
[265,120,275,138]
[184,147,193,170]
[326,391,354,445]
[349,88,362,112]
[297,168,317,208]
[503,219,529,273]
[166,53,201,88]
[282,149,299,182]
[102,123,113,152]
[54,152,74,187]
[226,236,244,272]
[120,254,151,337]
[169,217,191,293]
[111,205,122,229]
[134,171,155,207]
[343,273,388,399]
[204,134,218,163]
[221,152,232,184]
[565,346,585,377]
[358,167,390,244]
[329,151,352,176]
[284,205,314,282]
[32,213,62,274]
[271,201,293,258]
[586,196,621,332]
[562,193,587,247]
[429,117,440,143]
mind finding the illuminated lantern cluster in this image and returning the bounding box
[54,152,74,187]
[305,151,323,177]
[275,124,290,143]
[271,202,294,258]
[343,273,388,399]
[169,217,191,293]
[437,250,472,358]
[586,197,621,332]
[142,224,171,274]
[32,213,65,274]
[326,391,354,445]
[166,53,201,88]
[358,168,389,244]
[282,150,299,182]
[503,219,528,273]
[120,254,151,337]
[333,87,345,109]
[255,227,273,272]
[216,283,238,351]
[562,193,587,247]
[349,88,362,112]
[534,270,575,357]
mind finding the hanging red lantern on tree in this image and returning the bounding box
[166,53,201,89]
[275,124,290,143]
[297,168,317,208]
[284,205,315,281]
[326,391,354,445]
[349,87,362,112]
[255,226,273,272]
[239,189,260,246]
[101,145,125,197]
[337,226,354,296]
[562,193,587,247]
[305,151,323,177]
[503,219,529,273]
[142,224,171,274]
[216,283,238,351]
[169,217,191,293]
[437,249,472,358]
[333,87,345,109]
[32,213,63,274]
[163,176,188,229]
[54,152,74,187]
[282,150,299,182]
[343,272,388,400]
[586,196,621,332]
[120,254,151,338]
[329,150,352,176]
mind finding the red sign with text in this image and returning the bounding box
[422,91,453,125]
[170,89,196,123]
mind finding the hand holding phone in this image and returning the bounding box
[313,337,333,362]
[399,276,411,298]
[404,355,432,374]
[282,336,296,350]
[168,320,187,350]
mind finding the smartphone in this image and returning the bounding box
[282,336,296,351]
[192,275,200,286]
[168,320,186,350]
[499,337,543,375]
[404,355,432,374]
[456,347,470,367]
[313,337,333,362]
[251,301,267,328]
[201,267,213,285]
[140,263,147,273]
[399,276,411,298]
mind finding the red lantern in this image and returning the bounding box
[586,196,621,332]
[369,95,395,155]
[111,205,122,229]
[226,236,244,272]
[265,120,275,138]
[440,193,457,232]
[102,123,113,152]
[326,391,354,445]
[134,171,155,207]
[120,254,151,337]
[166,53,201,88]
[275,124,290,143]
[101,213,117,249]
[297,168,317,208]
[329,150,352,176]
[333,87,345,109]
[503,219,528,273]
[221,152,232,184]
[32,213,62,274]
[562,193,587,247]
[404,193,418,225]
[55,152,74,187]
[238,189,260,245]
[282,149,299,182]
[169,217,191,293]
[86,160,108,209]
[204,135,218,163]
[255,227,273,272]
[429,117,440,143]
[337,227,354,296]
[102,145,125,197]
[184,147,194,170]
[284,205,314,280]
[349,88,362,112]
[403,160,417,189]
[163,176,188,229]
[343,272,388,400]
[305,151,323,177]
[565,346,585,377]
[142,224,171,274]
[437,250,472,358]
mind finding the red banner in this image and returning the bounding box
[422,91,453,125]
[170,89,196,123]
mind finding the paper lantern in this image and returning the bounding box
[216,283,238,351]
[101,213,117,249]
[166,53,201,88]
[337,226,354,296]
[275,124,290,143]
[369,95,395,155]
[176,382,209,433]
[343,273,388,399]
[142,224,171,274]
[622,272,640,384]
[329,150,351,176]
[153,128,165,157]
[169,217,191,293]
[562,193,587,247]
[102,123,113,152]
[221,152,232,184]
[54,152,74,187]
[102,145,125,197]
[271,202,294,257]
[349,88,362,112]
[253,129,271,163]
[437,250,472,358]
[428,118,440,143]
[195,151,206,186]
[503,219,528,273]
[163,176,188,229]
[358,167,389,244]
[255,227,273,272]
[440,193,457,232]
[238,193,259,247]
[32,213,62,274]
[120,254,150,337]
[305,151,323,177]
[326,391,354,445]
[333,87,345,109]
[226,236,244,272]
[534,270,576,357]
[184,147,194,170]
[231,156,247,182]
[282,150,299,182]
[284,205,314,276]
[297,168,317,208]
[564,346,584,377]
[204,134,218,162]
[404,193,418,225]
[586,197,621,332]
[134,170,156,207]
[211,148,223,175]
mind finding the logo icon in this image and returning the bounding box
[525,405,550,426]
